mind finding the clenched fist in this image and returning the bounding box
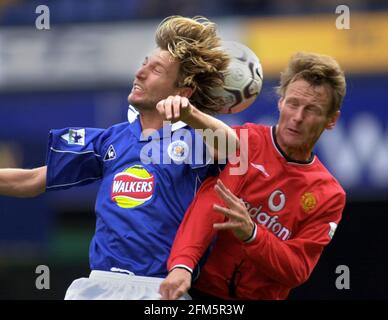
[156,95,194,122]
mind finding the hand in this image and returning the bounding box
[159,268,192,300]
[213,179,255,241]
[156,95,193,123]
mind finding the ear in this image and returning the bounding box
[277,98,284,112]
[176,87,193,99]
[325,111,340,130]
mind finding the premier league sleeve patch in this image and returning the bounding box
[61,128,86,146]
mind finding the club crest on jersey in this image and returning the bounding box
[61,128,85,146]
[111,165,154,208]
[301,192,317,213]
[167,140,189,162]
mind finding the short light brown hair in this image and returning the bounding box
[155,15,230,114]
[276,52,346,115]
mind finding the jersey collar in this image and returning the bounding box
[127,105,139,124]
[127,105,189,141]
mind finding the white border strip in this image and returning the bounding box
[50,147,101,157]
[46,176,101,189]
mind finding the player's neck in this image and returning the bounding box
[277,139,313,162]
[274,126,313,162]
[139,110,164,131]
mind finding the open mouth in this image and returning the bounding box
[132,83,144,92]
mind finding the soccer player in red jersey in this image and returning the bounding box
[159,52,347,300]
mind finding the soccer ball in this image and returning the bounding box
[213,41,263,114]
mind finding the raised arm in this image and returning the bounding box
[0,166,47,197]
[156,95,239,161]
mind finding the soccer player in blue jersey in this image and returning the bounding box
[0,16,237,299]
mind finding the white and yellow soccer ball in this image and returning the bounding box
[213,41,263,114]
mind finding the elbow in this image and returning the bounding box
[224,130,239,158]
[14,186,44,198]
[210,130,239,161]
[23,167,46,198]
[229,130,240,151]
[25,187,45,198]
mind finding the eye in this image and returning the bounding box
[153,67,163,74]
[306,106,321,115]
[286,100,298,108]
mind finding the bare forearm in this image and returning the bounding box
[0,166,47,197]
[184,108,239,160]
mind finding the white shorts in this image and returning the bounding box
[64,270,191,300]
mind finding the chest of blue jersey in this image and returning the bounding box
[46,117,214,277]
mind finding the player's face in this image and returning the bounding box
[128,48,182,110]
[276,79,340,160]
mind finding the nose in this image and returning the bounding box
[292,108,304,123]
[135,65,147,80]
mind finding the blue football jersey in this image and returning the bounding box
[46,107,218,277]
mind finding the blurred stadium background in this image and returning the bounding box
[0,0,387,299]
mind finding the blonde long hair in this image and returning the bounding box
[155,15,230,113]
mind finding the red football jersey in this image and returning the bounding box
[168,124,346,300]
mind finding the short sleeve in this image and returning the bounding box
[45,127,107,190]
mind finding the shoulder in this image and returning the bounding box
[311,158,346,204]
[87,122,131,155]
[232,123,269,138]
[232,123,271,155]
[99,122,130,140]
[106,122,130,133]
[232,122,266,131]
[52,122,129,138]
[315,158,344,188]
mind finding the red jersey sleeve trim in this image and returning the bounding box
[243,223,257,244]
[170,264,193,274]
